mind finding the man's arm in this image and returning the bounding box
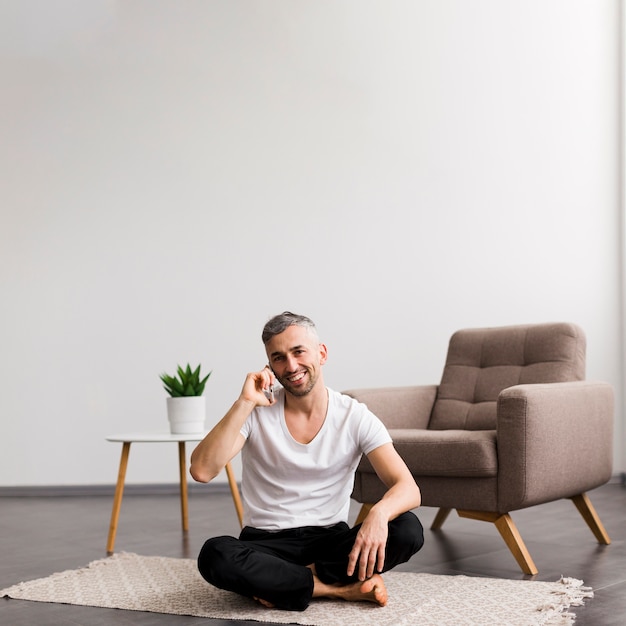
[190,368,275,483]
[347,443,421,581]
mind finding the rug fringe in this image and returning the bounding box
[535,576,594,625]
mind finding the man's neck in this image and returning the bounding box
[284,381,328,420]
[283,384,329,444]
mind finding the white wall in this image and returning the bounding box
[1,0,623,487]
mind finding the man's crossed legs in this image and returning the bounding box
[198,511,424,611]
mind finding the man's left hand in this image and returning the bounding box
[347,508,388,581]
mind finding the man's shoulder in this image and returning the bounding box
[244,394,283,428]
[328,388,371,420]
[328,387,358,408]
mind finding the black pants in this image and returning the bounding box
[197,511,424,611]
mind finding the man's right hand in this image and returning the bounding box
[191,368,275,483]
[239,366,277,406]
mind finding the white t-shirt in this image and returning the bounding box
[239,387,392,530]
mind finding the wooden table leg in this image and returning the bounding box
[107,441,131,555]
[225,461,244,527]
[178,441,189,532]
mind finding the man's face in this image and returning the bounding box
[265,325,327,397]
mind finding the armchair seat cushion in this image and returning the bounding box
[358,429,498,478]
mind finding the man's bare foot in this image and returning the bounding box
[252,572,388,610]
[345,574,388,606]
[313,573,388,607]
[358,574,388,606]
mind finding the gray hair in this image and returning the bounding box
[261,311,318,345]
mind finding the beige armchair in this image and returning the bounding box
[346,322,613,575]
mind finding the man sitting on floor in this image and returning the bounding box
[190,311,424,611]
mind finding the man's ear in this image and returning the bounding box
[319,343,328,365]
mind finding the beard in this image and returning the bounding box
[276,368,317,397]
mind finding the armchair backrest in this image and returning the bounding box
[429,322,586,430]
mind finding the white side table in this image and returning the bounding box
[105,432,243,554]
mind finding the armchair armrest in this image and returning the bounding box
[343,385,437,429]
[497,381,614,512]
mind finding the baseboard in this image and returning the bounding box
[0,482,236,498]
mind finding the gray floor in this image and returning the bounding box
[1,482,625,625]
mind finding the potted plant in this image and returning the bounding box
[160,364,211,434]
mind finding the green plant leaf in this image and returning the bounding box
[190,364,201,387]
[161,364,211,396]
[160,373,178,396]
[196,371,212,395]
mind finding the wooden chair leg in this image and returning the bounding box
[354,503,373,525]
[457,509,538,576]
[569,493,611,544]
[431,507,452,530]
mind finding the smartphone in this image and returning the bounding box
[262,385,275,402]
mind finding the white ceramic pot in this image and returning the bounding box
[166,396,206,434]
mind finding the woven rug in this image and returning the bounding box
[1,552,593,626]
